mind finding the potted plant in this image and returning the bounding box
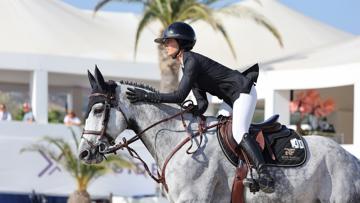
[290,90,335,135]
[21,127,134,203]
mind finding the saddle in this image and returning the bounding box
[216,114,307,203]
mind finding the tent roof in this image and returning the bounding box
[0,0,354,72]
[0,0,157,62]
[261,36,360,71]
[192,0,354,68]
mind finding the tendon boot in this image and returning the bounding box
[239,133,275,193]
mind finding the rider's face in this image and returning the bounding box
[164,38,179,57]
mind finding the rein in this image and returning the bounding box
[82,93,227,192]
[107,105,227,192]
[104,102,194,154]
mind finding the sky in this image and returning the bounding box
[62,0,360,35]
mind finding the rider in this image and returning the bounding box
[126,22,274,193]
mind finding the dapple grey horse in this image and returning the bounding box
[79,68,360,203]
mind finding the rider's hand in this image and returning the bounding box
[126,88,160,103]
[126,88,147,103]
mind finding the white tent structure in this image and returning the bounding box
[258,37,360,157]
[0,0,353,123]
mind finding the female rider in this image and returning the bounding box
[126,22,274,193]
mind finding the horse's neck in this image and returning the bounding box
[129,103,194,166]
[117,84,207,166]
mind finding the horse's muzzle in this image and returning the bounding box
[79,149,91,160]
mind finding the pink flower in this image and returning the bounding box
[290,90,335,118]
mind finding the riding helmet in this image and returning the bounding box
[154,22,196,51]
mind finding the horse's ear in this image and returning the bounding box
[94,65,107,90]
[87,70,98,90]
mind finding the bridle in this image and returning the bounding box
[81,92,129,147]
[81,92,227,192]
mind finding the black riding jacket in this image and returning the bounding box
[158,51,259,114]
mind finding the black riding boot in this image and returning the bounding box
[239,133,275,193]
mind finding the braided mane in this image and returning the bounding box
[119,80,159,93]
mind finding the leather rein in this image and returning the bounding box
[82,93,227,192]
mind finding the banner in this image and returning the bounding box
[0,122,158,197]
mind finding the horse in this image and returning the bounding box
[79,67,360,203]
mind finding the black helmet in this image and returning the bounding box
[154,22,196,51]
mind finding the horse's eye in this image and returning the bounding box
[94,107,104,114]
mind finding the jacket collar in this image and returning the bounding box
[182,51,192,65]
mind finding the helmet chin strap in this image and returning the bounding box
[171,39,183,59]
[171,48,182,59]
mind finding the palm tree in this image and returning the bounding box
[95,0,283,92]
[21,127,134,203]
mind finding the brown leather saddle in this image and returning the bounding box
[217,114,306,167]
[217,114,307,203]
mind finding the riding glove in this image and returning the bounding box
[126,88,160,103]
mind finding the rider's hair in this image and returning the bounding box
[176,39,195,52]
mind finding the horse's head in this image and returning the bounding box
[78,66,129,164]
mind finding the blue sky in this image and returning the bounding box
[62,0,360,35]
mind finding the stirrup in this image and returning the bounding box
[258,172,275,193]
[259,182,275,193]
[243,178,260,193]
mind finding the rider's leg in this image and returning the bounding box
[232,85,257,144]
[232,85,275,193]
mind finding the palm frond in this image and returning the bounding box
[94,0,112,13]
[94,0,283,61]
[146,1,169,26]
[173,2,237,58]
[213,22,237,58]
[20,144,58,160]
[200,0,221,6]
[176,3,212,23]
[69,127,80,149]
[100,154,135,169]
[21,133,135,191]
[134,9,157,58]
[219,5,283,47]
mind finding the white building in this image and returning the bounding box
[259,37,360,157]
[0,0,353,120]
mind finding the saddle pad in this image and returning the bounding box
[262,127,307,167]
[217,122,307,168]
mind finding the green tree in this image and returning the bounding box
[21,127,134,203]
[95,0,282,92]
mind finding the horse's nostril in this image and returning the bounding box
[98,142,108,153]
[79,150,90,160]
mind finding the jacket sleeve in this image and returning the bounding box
[192,87,208,115]
[158,56,199,103]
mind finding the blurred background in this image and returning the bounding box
[0,0,359,202]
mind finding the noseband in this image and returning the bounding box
[82,92,129,146]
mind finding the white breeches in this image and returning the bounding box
[232,85,257,144]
